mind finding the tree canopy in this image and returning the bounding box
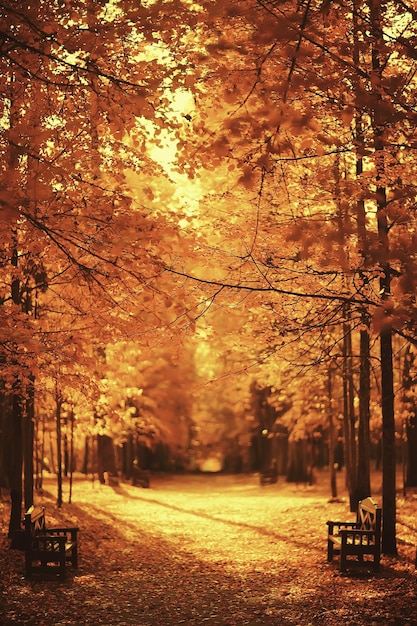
[1,0,417,553]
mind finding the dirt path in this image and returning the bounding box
[1,471,416,625]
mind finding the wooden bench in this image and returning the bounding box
[259,463,278,485]
[131,466,150,488]
[24,505,79,579]
[327,496,382,573]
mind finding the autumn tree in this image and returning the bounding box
[2,1,417,564]
[0,0,202,525]
[163,0,417,555]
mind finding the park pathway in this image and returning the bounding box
[1,471,416,625]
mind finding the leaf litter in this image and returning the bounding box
[1,470,417,626]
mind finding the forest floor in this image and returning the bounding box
[1,469,417,626]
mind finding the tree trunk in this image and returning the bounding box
[286,439,312,484]
[356,324,371,500]
[69,409,74,504]
[352,1,371,506]
[56,383,63,508]
[64,428,69,477]
[123,434,135,480]
[82,436,89,475]
[369,0,397,555]
[327,367,338,499]
[380,328,397,554]
[403,346,417,486]
[48,427,56,474]
[22,423,33,511]
[8,244,24,535]
[0,381,8,490]
[34,409,45,490]
[8,394,23,537]
[342,309,357,511]
[97,434,118,484]
[22,383,34,511]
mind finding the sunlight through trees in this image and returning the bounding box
[1,0,417,556]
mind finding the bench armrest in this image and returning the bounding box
[35,533,66,541]
[327,521,358,534]
[32,534,67,549]
[47,527,79,541]
[339,528,376,538]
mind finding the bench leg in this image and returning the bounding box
[327,540,334,562]
[71,546,78,568]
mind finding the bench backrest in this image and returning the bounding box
[357,497,382,534]
[24,505,46,539]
